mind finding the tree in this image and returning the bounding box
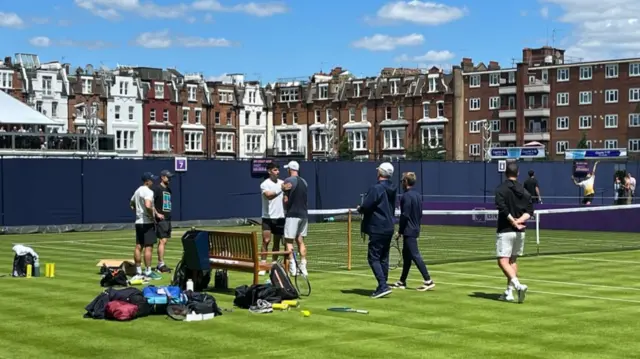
[338,136,354,160]
[406,144,445,161]
[577,132,589,149]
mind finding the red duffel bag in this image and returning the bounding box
[105,300,139,321]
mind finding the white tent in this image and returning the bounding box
[0,90,58,125]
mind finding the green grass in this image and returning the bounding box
[1,224,640,358]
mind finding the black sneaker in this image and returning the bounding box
[416,280,435,292]
[156,264,172,273]
[371,287,392,298]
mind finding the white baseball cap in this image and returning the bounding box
[377,162,394,177]
[284,161,300,171]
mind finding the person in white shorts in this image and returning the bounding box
[494,161,533,303]
[281,161,309,276]
[258,162,285,275]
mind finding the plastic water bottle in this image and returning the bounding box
[323,217,335,222]
[186,279,194,291]
[33,260,40,277]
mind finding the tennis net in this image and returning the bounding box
[304,204,640,270]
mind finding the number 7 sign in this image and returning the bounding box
[175,157,188,172]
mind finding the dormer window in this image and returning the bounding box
[318,84,328,99]
[187,84,197,102]
[155,83,164,99]
[389,79,399,95]
[82,78,92,94]
[428,77,437,92]
[353,83,361,97]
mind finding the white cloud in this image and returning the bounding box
[31,17,50,24]
[192,0,288,17]
[368,1,467,25]
[352,33,424,51]
[29,36,51,47]
[541,0,640,60]
[134,30,233,48]
[395,50,455,62]
[540,6,549,18]
[75,0,188,20]
[0,12,24,28]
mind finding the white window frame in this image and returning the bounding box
[318,84,328,99]
[629,88,640,102]
[155,83,164,99]
[183,130,203,152]
[0,71,13,89]
[489,96,500,109]
[604,139,618,149]
[195,109,202,124]
[326,109,332,122]
[292,112,298,124]
[579,91,592,105]
[82,78,92,94]
[557,92,569,106]
[151,129,170,151]
[628,139,640,152]
[469,75,480,88]
[119,81,128,95]
[389,79,399,95]
[182,108,189,123]
[579,115,592,129]
[469,143,480,156]
[556,116,569,130]
[163,109,169,122]
[353,83,361,97]
[278,132,299,153]
[246,134,263,153]
[312,132,328,152]
[557,68,569,82]
[397,105,404,120]
[383,128,405,150]
[421,125,444,148]
[556,141,568,154]
[115,130,135,150]
[605,89,618,103]
[128,106,134,120]
[629,113,640,127]
[490,119,500,132]
[469,120,480,133]
[422,102,429,118]
[489,73,499,86]
[385,106,392,121]
[469,98,480,111]
[216,132,235,152]
[347,129,368,151]
[428,77,437,92]
[436,101,445,118]
[150,109,156,122]
[314,110,321,123]
[349,107,355,122]
[605,64,619,79]
[362,106,368,121]
[579,66,592,80]
[604,114,618,129]
[187,84,197,102]
[508,71,516,84]
[279,88,299,102]
[630,63,640,77]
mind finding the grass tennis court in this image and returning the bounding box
[1,224,640,358]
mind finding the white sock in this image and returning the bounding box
[145,267,152,275]
[136,266,142,275]
[506,284,514,293]
[158,261,164,267]
[510,277,522,289]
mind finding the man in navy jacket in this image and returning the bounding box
[357,162,397,298]
[391,172,435,291]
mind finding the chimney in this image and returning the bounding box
[522,48,533,65]
[63,63,70,74]
[488,61,500,70]
[461,58,474,72]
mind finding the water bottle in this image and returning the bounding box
[323,217,335,222]
[186,279,194,291]
[33,259,40,277]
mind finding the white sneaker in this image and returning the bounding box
[516,284,528,303]
[259,261,266,276]
[499,291,515,302]
[299,261,308,276]
[289,261,297,277]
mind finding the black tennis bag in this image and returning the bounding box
[172,259,211,292]
[269,263,299,300]
[233,284,282,309]
[12,253,35,277]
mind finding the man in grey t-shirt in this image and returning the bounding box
[282,160,309,276]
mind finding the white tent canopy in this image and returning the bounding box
[0,90,58,126]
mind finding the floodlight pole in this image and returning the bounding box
[478,119,492,162]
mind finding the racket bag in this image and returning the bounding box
[143,285,186,305]
[269,263,299,300]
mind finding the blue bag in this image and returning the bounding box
[143,285,186,305]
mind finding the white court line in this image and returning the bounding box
[27,241,640,304]
[548,255,640,264]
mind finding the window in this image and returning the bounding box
[507,96,516,109]
[580,66,592,80]
[246,134,263,152]
[489,73,499,86]
[579,91,592,105]
[150,109,156,121]
[349,108,355,121]
[36,101,42,113]
[428,77,437,92]
[150,130,168,151]
[397,106,404,120]
[556,141,568,154]
[508,71,516,84]
[629,113,640,127]
[314,110,321,123]
[119,81,128,95]
[605,89,618,103]
[216,132,234,152]
[422,102,429,118]
[256,112,261,125]
[436,102,444,118]
[362,106,368,121]
[629,139,640,152]
[347,130,368,151]
[182,108,189,122]
[281,112,287,124]
[292,112,298,124]
[528,95,535,108]
[604,139,618,149]
[245,111,250,125]
[557,92,569,106]
[187,85,197,102]
[353,83,361,97]
[52,102,58,117]
[312,132,328,152]
[385,107,392,121]
[128,106,134,120]
[604,114,618,128]
[585,140,592,149]
[556,116,569,130]
[278,133,298,153]
[606,64,619,78]
[490,120,500,132]
[155,83,164,99]
[489,97,500,109]
[82,78,92,94]
[557,68,569,81]
[469,75,480,88]
[421,125,443,148]
[469,98,480,110]
[579,115,592,129]
[630,63,640,77]
[163,109,169,122]
[115,130,135,150]
[469,121,480,133]
[389,79,399,94]
[469,144,480,156]
[508,119,515,132]
[541,94,549,107]
[279,88,299,102]
[383,128,405,150]
[0,71,13,89]
[184,131,203,152]
[629,88,640,102]
[42,76,52,96]
[326,109,332,122]
[195,109,202,124]
[318,84,328,99]
[226,112,232,125]
[528,76,535,84]
[215,111,220,124]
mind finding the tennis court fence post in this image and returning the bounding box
[347,209,352,271]
[535,212,541,256]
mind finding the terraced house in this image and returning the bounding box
[106,66,144,157]
[67,65,109,135]
[208,79,238,159]
[235,74,274,158]
[271,79,309,159]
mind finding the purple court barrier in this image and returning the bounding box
[421,202,640,233]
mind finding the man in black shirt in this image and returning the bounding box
[523,170,542,204]
[495,162,533,303]
[153,169,173,273]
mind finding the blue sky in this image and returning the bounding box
[0,0,635,83]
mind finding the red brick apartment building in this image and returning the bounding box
[207,80,239,159]
[460,46,640,160]
[67,66,109,134]
[0,56,25,103]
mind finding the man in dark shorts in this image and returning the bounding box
[129,172,160,281]
[153,169,174,274]
[523,170,542,204]
[259,162,285,275]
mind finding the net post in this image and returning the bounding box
[347,209,352,271]
[535,213,540,256]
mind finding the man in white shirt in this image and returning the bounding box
[572,161,598,205]
[129,172,161,281]
[626,173,636,199]
[259,162,285,275]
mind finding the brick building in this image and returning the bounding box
[67,65,109,134]
[208,80,238,159]
[271,79,309,159]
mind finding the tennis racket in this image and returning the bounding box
[388,235,402,270]
[291,251,311,297]
[167,303,189,321]
[327,307,369,314]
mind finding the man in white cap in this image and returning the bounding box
[281,161,309,276]
[357,162,397,298]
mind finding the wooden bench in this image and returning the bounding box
[208,231,290,285]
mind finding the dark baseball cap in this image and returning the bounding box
[160,170,174,177]
[142,172,157,182]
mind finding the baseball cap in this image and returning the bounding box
[141,172,157,182]
[160,169,174,177]
[377,162,394,177]
[284,161,300,171]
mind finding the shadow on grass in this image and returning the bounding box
[468,292,503,302]
[340,288,373,297]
